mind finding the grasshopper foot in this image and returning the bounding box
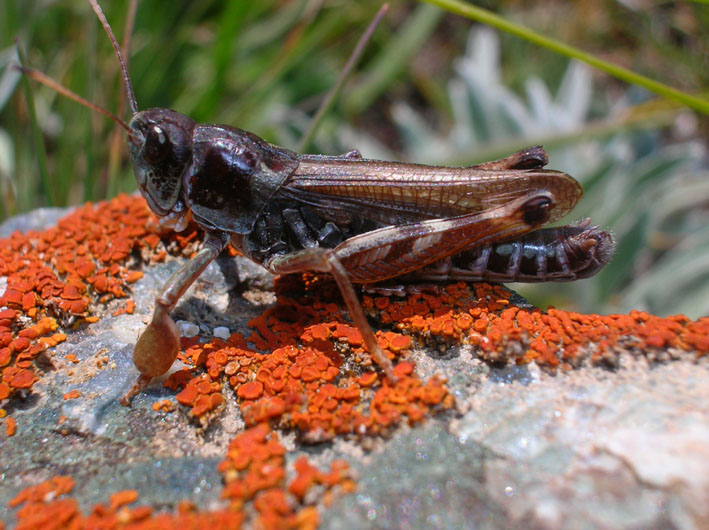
[120,374,153,406]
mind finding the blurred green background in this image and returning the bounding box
[1,0,708,317]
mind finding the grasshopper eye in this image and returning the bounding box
[128,109,196,215]
[143,125,171,164]
[521,196,553,226]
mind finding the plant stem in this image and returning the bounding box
[298,4,389,152]
[421,0,709,115]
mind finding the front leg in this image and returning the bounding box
[266,248,397,383]
[121,232,229,405]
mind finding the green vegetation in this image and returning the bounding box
[1,0,707,316]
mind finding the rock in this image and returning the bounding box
[1,197,707,529]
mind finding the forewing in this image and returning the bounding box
[281,156,582,226]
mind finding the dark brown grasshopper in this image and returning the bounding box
[22,0,613,404]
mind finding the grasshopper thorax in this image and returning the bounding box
[128,109,196,219]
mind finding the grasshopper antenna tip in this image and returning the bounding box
[88,0,139,115]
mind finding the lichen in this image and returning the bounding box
[3,194,707,528]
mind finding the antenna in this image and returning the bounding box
[17,65,136,137]
[88,0,139,115]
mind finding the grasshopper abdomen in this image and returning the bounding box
[411,222,613,283]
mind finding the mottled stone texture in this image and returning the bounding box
[1,198,707,529]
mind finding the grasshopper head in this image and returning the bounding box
[128,109,195,218]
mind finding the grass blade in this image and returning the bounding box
[421,0,709,115]
[297,4,389,153]
[15,42,54,207]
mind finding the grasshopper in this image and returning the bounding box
[21,0,613,404]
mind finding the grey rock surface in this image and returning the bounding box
[1,210,707,529]
[0,207,71,237]
[320,358,709,530]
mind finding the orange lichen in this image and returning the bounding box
[5,416,15,436]
[288,456,351,499]
[4,367,37,389]
[237,381,264,400]
[0,194,205,403]
[361,283,709,369]
[169,307,448,438]
[62,390,81,400]
[109,489,139,510]
[217,423,351,528]
[9,476,75,507]
[112,299,136,317]
[9,476,244,530]
[152,399,175,413]
[4,194,708,529]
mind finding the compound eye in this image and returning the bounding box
[143,125,172,165]
[521,196,553,226]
